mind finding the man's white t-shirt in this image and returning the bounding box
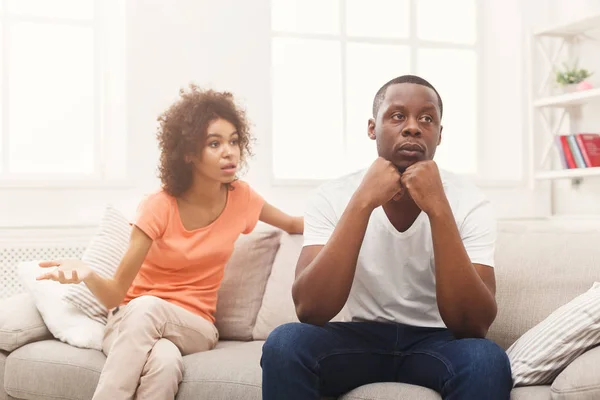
[303,168,497,329]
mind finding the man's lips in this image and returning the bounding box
[396,142,425,158]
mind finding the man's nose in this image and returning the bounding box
[402,117,421,137]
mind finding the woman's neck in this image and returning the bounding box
[180,176,226,206]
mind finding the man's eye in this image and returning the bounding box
[392,113,405,120]
[421,116,433,123]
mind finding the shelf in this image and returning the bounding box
[533,88,600,108]
[535,167,600,180]
[535,14,600,37]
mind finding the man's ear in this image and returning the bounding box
[437,125,443,146]
[368,118,376,141]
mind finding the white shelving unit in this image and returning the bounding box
[529,14,600,184]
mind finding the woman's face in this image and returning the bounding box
[188,118,241,184]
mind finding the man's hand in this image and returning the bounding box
[355,157,403,209]
[401,160,448,215]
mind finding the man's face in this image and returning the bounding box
[368,83,443,172]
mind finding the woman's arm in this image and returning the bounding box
[38,225,153,309]
[259,202,304,234]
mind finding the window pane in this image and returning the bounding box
[345,43,410,173]
[272,37,343,180]
[417,48,477,174]
[9,0,94,20]
[8,22,95,174]
[346,0,410,39]
[0,22,3,173]
[271,0,340,35]
[416,0,476,45]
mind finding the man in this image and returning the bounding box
[260,75,512,399]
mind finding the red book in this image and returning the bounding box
[575,133,600,167]
[559,135,577,169]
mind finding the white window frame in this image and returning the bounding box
[269,0,492,187]
[0,0,128,189]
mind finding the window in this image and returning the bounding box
[271,0,479,181]
[0,0,126,185]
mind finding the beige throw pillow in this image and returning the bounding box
[214,228,282,341]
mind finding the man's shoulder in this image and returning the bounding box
[440,169,487,200]
[440,168,493,222]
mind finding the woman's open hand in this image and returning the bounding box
[37,259,93,284]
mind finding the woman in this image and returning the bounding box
[37,85,303,400]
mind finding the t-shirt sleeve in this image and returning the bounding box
[459,197,497,267]
[243,183,266,234]
[303,188,337,247]
[134,192,170,240]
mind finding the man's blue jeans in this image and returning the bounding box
[260,321,512,399]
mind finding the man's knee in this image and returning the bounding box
[463,339,512,383]
[261,322,316,368]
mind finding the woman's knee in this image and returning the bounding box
[145,339,183,378]
[119,296,166,329]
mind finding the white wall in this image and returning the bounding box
[3,0,597,230]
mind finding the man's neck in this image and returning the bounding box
[382,195,422,233]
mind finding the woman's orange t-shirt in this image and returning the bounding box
[122,180,265,323]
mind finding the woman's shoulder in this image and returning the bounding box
[230,179,253,196]
[138,189,174,212]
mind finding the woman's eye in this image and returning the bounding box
[231,139,239,145]
[209,141,219,148]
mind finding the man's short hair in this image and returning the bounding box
[372,75,443,119]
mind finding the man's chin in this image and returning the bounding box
[393,160,418,173]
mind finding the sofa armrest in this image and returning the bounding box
[0,293,52,352]
[551,345,600,400]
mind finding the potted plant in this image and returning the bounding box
[555,62,593,92]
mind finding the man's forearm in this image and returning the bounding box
[428,203,497,338]
[292,195,373,325]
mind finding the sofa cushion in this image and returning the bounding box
[0,293,52,352]
[4,340,104,400]
[339,382,440,400]
[0,350,17,400]
[551,345,600,400]
[3,339,249,400]
[252,233,348,340]
[214,228,282,341]
[510,385,552,399]
[489,221,600,350]
[177,340,264,400]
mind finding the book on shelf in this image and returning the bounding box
[554,133,600,169]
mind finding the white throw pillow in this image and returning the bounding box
[63,205,132,324]
[507,282,600,387]
[17,260,105,350]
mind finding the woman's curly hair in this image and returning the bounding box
[156,84,253,197]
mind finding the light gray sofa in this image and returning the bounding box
[1,220,600,400]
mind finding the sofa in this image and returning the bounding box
[1,219,600,400]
